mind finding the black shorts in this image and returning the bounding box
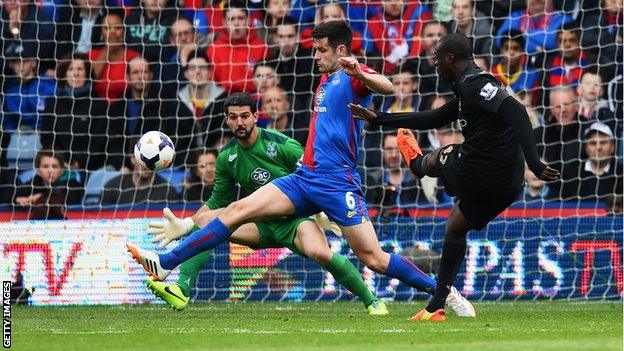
[435,144,521,230]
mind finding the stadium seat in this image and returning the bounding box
[158,169,188,194]
[83,168,121,205]
[5,132,41,169]
[17,169,36,184]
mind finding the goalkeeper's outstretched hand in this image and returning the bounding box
[348,103,377,123]
[313,212,342,236]
[147,207,195,248]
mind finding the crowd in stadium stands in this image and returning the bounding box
[0,0,622,218]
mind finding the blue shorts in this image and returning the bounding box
[273,166,370,227]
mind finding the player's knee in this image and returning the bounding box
[305,247,332,266]
[222,200,253,223]
[359,251,387,273]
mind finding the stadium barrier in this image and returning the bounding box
[1,207,620,305]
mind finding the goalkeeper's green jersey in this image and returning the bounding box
[205,128,303,210]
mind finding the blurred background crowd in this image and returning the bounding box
[0,0,622,218]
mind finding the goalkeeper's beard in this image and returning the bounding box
[234,124,254,141]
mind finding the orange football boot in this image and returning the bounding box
[396,128,422,167]
[411,308,447,322]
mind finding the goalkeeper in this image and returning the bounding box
[146,92,387,314]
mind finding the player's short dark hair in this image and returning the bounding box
[186,50,212,67]
[225,0,248,17]
[224,92,257,114]
[438,33,473,61]
[311,20,353,54]
[501,29,526,49]
[35,150,66,168]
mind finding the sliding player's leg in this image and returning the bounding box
[289,219,386,315]
[148,222,262,310]
[341,221,437,294]
[155,183,296,271]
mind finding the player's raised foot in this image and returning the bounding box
[396,128,422,169]
[126,243,171,281]
[411,308,447,322]
[146,277,189,311]
[366,300,389,315]
[445,286,476,317]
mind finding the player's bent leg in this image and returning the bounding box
[342,221,437,295]
[293,220,385,314]
[228,223,262,248]
[146,277,190,311]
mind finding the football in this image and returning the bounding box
[134,131,175,171]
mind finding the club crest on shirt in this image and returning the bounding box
[266,141,277,158]
[250,168,270,185]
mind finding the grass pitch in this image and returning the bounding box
[12,301,622,351]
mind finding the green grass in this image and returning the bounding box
[12,301,622,351]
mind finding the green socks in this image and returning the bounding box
[324,253,376,307]
[177,225,212,297]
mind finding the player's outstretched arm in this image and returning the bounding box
[499,97,560,181]
[339,57,394,95]
[348,98,459,130]
[148,207,196,247]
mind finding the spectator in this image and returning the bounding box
[14,151,83,219]
[516,89,545,128]
[475,0,526,30]
[496,0,573,55]
[252,61,279,102]
[578,0,623,67]
[108,56,172,167]
[491,30,541,95]
[159,17,199,94]
[365,133,423,211]
[207,0,269,93]
[522,161,554,201]
[183,149,217,202]
[290,0,318,25]
[250,0,295,49]
[271,19,317,116]
[56,0,106,58]
[101,154,179,204]
[405,20,450,97]
[125,0,177,62]
[260,86,307,145]
[2,43,56,132]
[559,122,623,200]
[368,0,432,73]
[41,53,118,172]
[380,65,420,113]
[544,24,589,88]
[174,51,228,153]
[447,0,493,57]
[577,69,617,129]
[535,86,587,174]
[299,2,370,56]
[88,9,141,103]
[0,0,56,73]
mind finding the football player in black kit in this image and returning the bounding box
[349,33,560,321]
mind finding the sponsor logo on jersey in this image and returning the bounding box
[439,145,454,165]
[479,82,498,101]
[250,168,271,185]
[316,88,325,105]
[266,142,277,158]
[332,76,341,86]
[347,210,356,218]
[228,153,238,162]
